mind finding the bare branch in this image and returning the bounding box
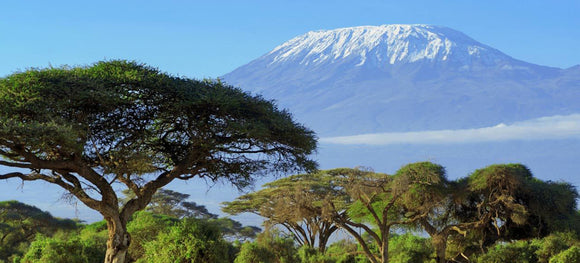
[0,171,103,211]
[0,160,35,169]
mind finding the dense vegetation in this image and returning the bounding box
[0,61,316,263]
[224,163,580,263]
[2,162,578,262]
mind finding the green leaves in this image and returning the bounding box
[20,227,107,263]
[227,162,579,263]
[0,60,317,183]
[0,118,83,160]
[0,201,79,261]
[0,60,317,262]
[140,218,233,263]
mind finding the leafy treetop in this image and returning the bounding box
[0,60,317,263]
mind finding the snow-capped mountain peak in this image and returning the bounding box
[267,24,510,67]
[222,24,574,136]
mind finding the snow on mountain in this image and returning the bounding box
[222,24,579,137]
[268,24,510,68]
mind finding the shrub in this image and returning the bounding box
[234,230,298,263]
[139,218,233,263]
[19,228,106,263]
[549,246,580,263]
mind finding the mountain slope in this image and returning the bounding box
[222,24,579,136]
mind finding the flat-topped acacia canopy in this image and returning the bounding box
[0,60,317,263]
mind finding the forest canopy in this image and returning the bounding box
[224,162,580,263]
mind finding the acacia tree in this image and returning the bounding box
[408,164,579,263]
[226,164,445,263]
[390,162,452,263]
[0,61,317,263]
[449,164,579,259]
[321,164,446,263]
[222,172,339,253]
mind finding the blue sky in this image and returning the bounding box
[1,0,579,79]
[1,0,579,223]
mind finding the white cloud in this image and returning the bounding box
[320,114,580,145]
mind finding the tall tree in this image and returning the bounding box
[0,61,317,263]
[223,172,339,253]
[390,162,450,263]
[451,164,579,259]
[321,164,446,263]
[412,164,579,262]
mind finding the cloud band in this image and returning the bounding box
[321,114,580,145]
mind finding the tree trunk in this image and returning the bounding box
[381,239,388,263]
[318,240,326,254]
[432,234,448,263]
[104,217,131,263]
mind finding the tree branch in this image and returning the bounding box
[337,222,379,263]
[0,171,103,211]
[0,160,37,169]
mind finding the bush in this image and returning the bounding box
[139,218,233,263]
[549,246,580,263]
[297,246,336,263]
[235,242,276,263]
[473,232,580,263]
[325,239,369,263]
[389,233,435,263]
[475,240,538,263]
[126,211,177,261]
[19,228,106,263]
[234,230,298,263]
[534,232,579,262]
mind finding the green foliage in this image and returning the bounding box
[19,226,107,263]
[527,181,580,234]
[1,60,317,261]
[453,163,579,257]
[533,232,579,262]
[126,211,178,261]
[388,233,435,263]
[223,172,338,251]
[475,240,538,263]
[139,218,233,263]
[0,60,317,186]
[473,232,580,263]
[121,188,218,220]
[235,242,278,263]
[394,162,447,212]
[297,246,335,263]
[328,164,446,263]
[234,230,298,263]
[0,201,78,261]
[325,239,364,263]
[467,164,533,226]
[210,217,261,241]
[549,246,580,263]
[228,162,578,263]
[226,163,447,263]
